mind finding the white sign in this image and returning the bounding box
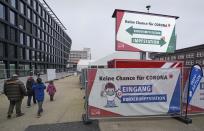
[88,68,181,117]
[116,11,177,52]
[47,69,56,81]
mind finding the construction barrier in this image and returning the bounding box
[80,69,88,89]
[82,67,204,124]
[82,68,182,122]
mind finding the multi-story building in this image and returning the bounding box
[150,44,204,67]
[0,0,72,78]
[69,48,91,70]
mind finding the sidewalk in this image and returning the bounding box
[0,76,84,131]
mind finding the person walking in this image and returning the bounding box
[46,81,56,101]
[32,78,46,117]
[26,75,36,107]
[3,74,27,119]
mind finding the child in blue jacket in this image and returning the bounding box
[32,78,46,117]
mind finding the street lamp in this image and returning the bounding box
[146,5,151,13]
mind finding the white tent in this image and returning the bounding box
[90,51,142,67]
[77,59,94,71]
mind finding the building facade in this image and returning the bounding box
[69,48,91,70]
[150,44,204,67]
[0,0,72,78]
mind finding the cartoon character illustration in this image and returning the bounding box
[101,82,122,108]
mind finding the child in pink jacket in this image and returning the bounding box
[46,81,56,101]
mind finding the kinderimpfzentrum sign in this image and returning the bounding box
[112,9,179,52]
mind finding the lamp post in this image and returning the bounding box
[140,5,151,60]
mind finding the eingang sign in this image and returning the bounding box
[88,68,181,118]
[113,9,179,52]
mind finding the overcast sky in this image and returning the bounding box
[46,0,204,59]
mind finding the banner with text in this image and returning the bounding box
[115,10,177,52]
[88,68,181,118]
[183,67,204,114]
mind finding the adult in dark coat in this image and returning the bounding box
[4,74,27,119]
[26,76,36,107]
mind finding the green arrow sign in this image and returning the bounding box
[132,38,166,47]
[126,26,162,36]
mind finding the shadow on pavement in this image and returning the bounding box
[25,120,100,131]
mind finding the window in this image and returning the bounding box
[200,82,204,90]
[45,54,47,61]
[177,54,184,59]
[0,42,4,57]
[36,52,40,61]
[8,45,16,58]
[19,1,25,15]
[20,32,24,45]
[0,22,5,38]
[10,0,16,8]
[18,16,24,29]
[41,31,44,40]
[9,10,16,25]
[9,64,16,76]
[42,20,44,29]
[45,34,47,42]
[18,47,23,59]
[186,53,194,58]
[26,21,31,33]
[32,25,37,36]
[45,14,48,21]
[26,49,30,60]
[41,53,44,61]
[27,0,31,5]
[38,17,41,26]
[37,40,40,49]
[27,8,31,19]
[33,0,36,10]
[33,13,36,24]
[32,51,35,61]
[26,35,30,47]
[0,3,5,19]
[42,10,45,18]
[38,6,41,15]
[47,45,49,53]
[41,42,44,51]
[45,44,47,52]
[196,60,202,65]
[32,38,36,48]
[10,28,16,42]
[197,52,203,57]
[171,56,176,60]
[186,60,194,66]
[37,28,40,38]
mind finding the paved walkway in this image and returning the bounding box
[0,76,204,131]
[0,76,84,131]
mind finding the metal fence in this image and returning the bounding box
[80,69,88,90]
[0,69,74,93]
[80,67,204,123]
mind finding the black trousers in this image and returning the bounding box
[27,91,36,106]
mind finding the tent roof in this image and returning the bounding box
[77,59,94,66]
[90,51,141,66]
